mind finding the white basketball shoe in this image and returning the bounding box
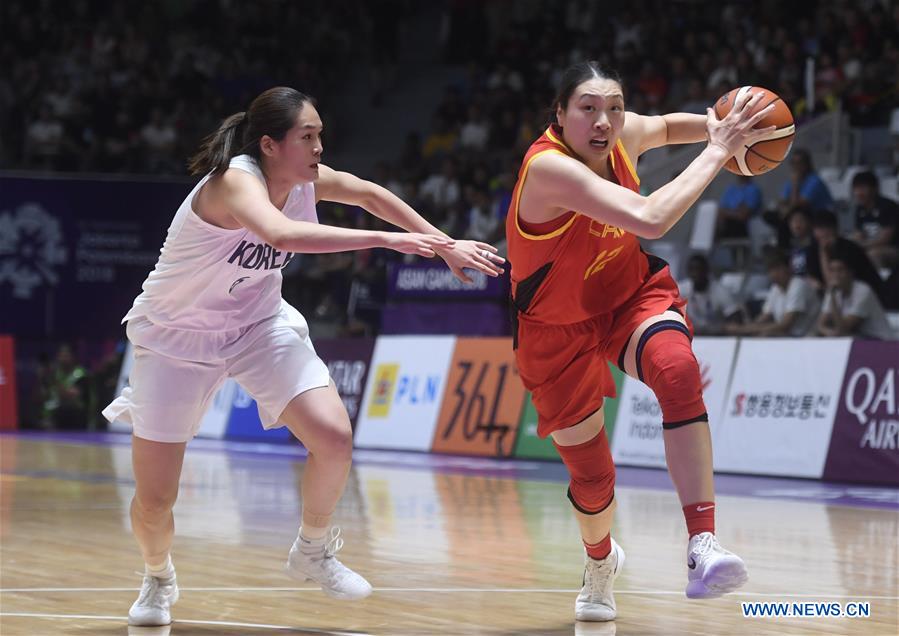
[128,573,179,626]
[575,538,625,622]
[685,532,748,599]
[285,527,372,600]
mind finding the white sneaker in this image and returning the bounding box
[285,527,372,600]
[685,532,748,599]
[575,539,625,622]
[128,574,179,626]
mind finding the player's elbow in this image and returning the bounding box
[640,208,669,239]
[267,228,294,252]
[642,220,668,240]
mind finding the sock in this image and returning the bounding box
[584,534,612,561]
[146,555,175,579]
[683,501,716,538]
[298,526,329,551]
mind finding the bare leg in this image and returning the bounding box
[279,382,353,535]
[279,382,372,600]
[130,436,186,567]
[663,422,715,506]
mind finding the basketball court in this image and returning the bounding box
[1,431,896,635]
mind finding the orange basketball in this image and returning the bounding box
[714,86,795,176]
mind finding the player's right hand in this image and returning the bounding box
[706,90,777,157]
[382,232,455,257]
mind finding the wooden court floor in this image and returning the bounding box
[1,433,897,635]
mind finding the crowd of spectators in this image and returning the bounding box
[679,163,898,339]
[4,0,897,342]
[0,0,410,172]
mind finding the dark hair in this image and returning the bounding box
[825,243,855,273]
[851,170,878,189]
[552,61,622,116]
[188,87,315,176]
[764,249,790,270]
[787,205,811,221]
[791,148,812,170]
[811,210,839,229]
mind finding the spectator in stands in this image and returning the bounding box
[767,149,834,246]
[779,149,834,215]
[420,158,461,210]
[717,174,762,239]
[41,344,89,429]
[678,77,709,115]
[785,206,815,276]
[140,108,177,173]
[678,254,743,335]
[817,245,896,339]
[24,105,65,169]
[459,104,490,151]
[808,211,886,302]
[464,187,501,243]
[422,114,458,158]
[726,250,820,337]
[849,170,899,270]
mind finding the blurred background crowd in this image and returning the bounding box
[3,0,897,429]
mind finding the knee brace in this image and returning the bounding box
[636,326,708,429]
[554,428,615,515]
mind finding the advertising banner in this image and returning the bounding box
[822,341,899,485]
[513,364,624,460]
[0,336,18,429]
[715,338,851,478]
[612,337,738,468]
[354,336,456,451]
[387,263,508,299]
[315,338,376,430]
[431,338,526,457]
[0,176,188,338]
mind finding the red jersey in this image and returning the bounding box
[506,125,650,326]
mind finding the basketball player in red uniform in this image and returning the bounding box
[507,62,776,621]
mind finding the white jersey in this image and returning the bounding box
[122,154,318,361]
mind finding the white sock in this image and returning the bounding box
[298,526,328,548]
[146,555,175,579]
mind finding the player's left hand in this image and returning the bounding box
[436,240,506,284]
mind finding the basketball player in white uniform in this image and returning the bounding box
[103,87,505,626]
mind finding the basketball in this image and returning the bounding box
[714,86,795,176]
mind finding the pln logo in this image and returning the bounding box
[367,363,399,418]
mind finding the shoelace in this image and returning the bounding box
[583,558,614,602]
[692,533,718,559]
[134,574,173,610]
[324,526,344,559]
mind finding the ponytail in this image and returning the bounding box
[187,87,314,176]
[188,111,248,176]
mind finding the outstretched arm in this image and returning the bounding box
[210,169,451,256]
[315,165,505,281]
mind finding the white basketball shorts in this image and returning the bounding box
[102,301,330,443]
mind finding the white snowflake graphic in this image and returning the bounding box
[0,203,68,299]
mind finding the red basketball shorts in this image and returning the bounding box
[515,267,689,438]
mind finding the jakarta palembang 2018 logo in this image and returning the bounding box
[0,203,68,299]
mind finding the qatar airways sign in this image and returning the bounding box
[823,341,899,485]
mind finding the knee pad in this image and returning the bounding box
[637,326,708,429]
[554,428,615,515]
